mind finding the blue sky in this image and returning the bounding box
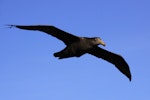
[0,0,150,100]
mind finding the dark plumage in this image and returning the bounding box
[9,25,131,81]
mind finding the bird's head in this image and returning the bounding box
[92,37,106,46]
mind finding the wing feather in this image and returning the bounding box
[88,46,131,81]
[9,25,79,45]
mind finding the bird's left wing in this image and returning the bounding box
[88,46,132,81]
[9,25,80,46]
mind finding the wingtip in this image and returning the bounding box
[6,24,16,28]
[129,77,131,82]
[128,74,132,82]
[129,76,132,81]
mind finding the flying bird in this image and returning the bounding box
[8,25,131,81]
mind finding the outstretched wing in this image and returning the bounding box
[88,46,131,81]
[9,25,80,45]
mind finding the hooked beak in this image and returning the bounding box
[98,39,106,46]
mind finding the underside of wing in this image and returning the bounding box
[9,25,80,45]
[88,46,131,81]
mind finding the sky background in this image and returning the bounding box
[0,0,150,100]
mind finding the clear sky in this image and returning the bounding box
[0,0,150,100]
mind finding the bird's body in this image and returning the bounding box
[9,25,132,81]
[54,37,101,59]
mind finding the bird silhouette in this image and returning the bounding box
[8,25,132,81]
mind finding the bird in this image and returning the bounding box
[8,25,131,81]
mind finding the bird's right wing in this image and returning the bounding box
[88,46,132,81]
[9,25,80,45]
